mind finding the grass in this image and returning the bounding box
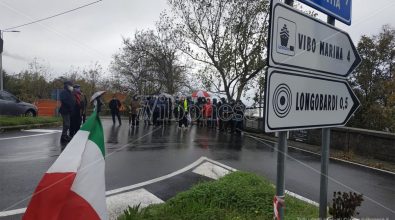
[0,116,61,127]
[118,171,318,220]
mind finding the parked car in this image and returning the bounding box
[0,90,38,117]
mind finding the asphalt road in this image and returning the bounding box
[0,119,394,219]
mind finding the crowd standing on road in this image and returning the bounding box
[120,94,246,134]
[59,80,247,144]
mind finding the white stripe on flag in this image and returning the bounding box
[71,140,107,220]
[47,131,89,173]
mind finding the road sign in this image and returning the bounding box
[269,2,361,77]
[298,0,352,25]
[265,68,360,132]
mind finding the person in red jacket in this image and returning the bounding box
[203,99,213,127]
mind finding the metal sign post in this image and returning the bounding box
[272,1,292,220]
[320,127,330,218]
[275,131,287,219]
[319,15,336,220]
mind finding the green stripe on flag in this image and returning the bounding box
[80,111,105,157]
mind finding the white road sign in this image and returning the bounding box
[269,2,361,77]
[265,68,360,132]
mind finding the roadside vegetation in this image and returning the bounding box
[118,172,318,220]
[0,116,61,127]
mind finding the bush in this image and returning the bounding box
[329,191,364,219]
[118,172,318,220]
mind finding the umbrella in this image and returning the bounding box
[192,90,210,98]
[90,91,106,102]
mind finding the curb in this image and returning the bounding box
[0,122,62,133]
[244,132,395,176]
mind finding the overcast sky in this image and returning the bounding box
[1,0,394,78]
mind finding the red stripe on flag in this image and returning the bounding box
[23,173,76,220]
[57,190,100,220]
[23,172,100,220]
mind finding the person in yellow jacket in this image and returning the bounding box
[178,97,189,128]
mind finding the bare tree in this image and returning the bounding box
[167,0,269,100]
[111,25,189,95]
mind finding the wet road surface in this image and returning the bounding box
[0,119,394,219]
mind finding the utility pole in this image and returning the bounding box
[0,30,20,91]
[0,31,4,91]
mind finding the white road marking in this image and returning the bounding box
[105,156,208,196]
[192,161,231,180]
[23,129,60,133]
[107,188,163,220]
[285,190,318,207]
[0,208,26,217]
[0,132,60,141]
[0,156,321,217]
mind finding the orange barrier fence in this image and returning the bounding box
[34,99,59,117]
[34,96,128,117]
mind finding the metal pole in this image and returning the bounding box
[319,128,330,218]
[276,131,288,219]
[273,2,293,219]
[0,31,3,91]
[319,16,335,219]
[0,50,3,91]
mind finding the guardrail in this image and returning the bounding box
[243,115,395,163]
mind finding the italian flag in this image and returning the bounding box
[23,111,108,220]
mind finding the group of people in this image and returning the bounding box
[136,95,173,126]
[59,81,88,143]
[107,95,174,127]
[175,96,246,133]
[59,85,247,143]
[109,94,247,134]
[124,95,246,133]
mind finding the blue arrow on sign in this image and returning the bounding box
[298,0,352,25]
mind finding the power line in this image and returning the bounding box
[3,0,103,31]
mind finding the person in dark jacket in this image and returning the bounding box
[233,100,245,133]
[70,84,82,137]
[109,95,122,125]
[59,81,75,143]
[158,97,165,125]
[211,98,218,128]
[218,97,227,131]
[167,98,172,124]
[228,99,236,133]
[152,97,160,126]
